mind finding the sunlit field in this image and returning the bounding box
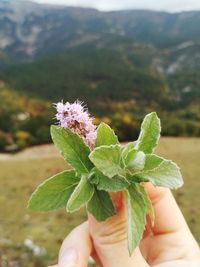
[0,137,199,267]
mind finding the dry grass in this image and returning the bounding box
[0,137,199,266]
[156,137,200,244]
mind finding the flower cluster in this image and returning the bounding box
[55,100,97,148]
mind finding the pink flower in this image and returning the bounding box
[54,100,97,149]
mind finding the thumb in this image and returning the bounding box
[88,192,149,267]
[58,222,92,267]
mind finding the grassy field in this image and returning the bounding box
[0,137,199,266]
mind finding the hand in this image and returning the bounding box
[49,184,200,267]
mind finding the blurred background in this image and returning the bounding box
[0,0,199,266]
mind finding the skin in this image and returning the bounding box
[49,184,200,267]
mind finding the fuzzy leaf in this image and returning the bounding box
[95,169,129,192]
[89,145,124,178]
[123,148,138,167]
[135,112,161,154]
[28,170,79,211]
[127,151,146,171]
[95,122,119,147]
[121,142,136,164]
[51,125,93,174]
[131,155,183,189]
[87,189,116,221]
[125,184,147,254]
[143,154,163,170]
[89,172,99,185]
[67,175,94,212]
[137,184,155,225]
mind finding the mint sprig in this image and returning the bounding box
[28,112,184,254]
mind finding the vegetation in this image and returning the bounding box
[0,84,54,151]
[0,45,200,151]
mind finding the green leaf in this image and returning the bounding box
[125,184,147,254]
[28,170,79,211]
[89,145,124,178]
[67,175,94,212]
[123,148,138,167]
[121,142,136,164]
[89,172,99,185]
[143,154,163,171]
[129,151,146,171]
[95,169,129,192]
[135,112,161,154]
[95,122,119,147]
[88,168,99,184]
[126,151,146,172]
[132,155,184,189]
[51,125,93,174]
[87,189,116,221]
[137,184,155,225]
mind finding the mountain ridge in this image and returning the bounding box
[1,0,200,65]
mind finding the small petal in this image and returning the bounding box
[56,101,65,113]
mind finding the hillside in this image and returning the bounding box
[0,1,200,151]
[0,83,53,151]
[1,45,200,140]
[2,47,168,105]
[1,1,200,64]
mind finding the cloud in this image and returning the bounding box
[34,0,200,12]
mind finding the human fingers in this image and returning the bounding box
[142,183,200,263]
[144,183,189,234]
[57,221,92,267]
[88,192,150,267]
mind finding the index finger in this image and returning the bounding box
[144,183,189,235]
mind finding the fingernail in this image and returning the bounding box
[59,248,78,267]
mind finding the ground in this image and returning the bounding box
[0,137,199,266]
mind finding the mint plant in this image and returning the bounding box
[28,101,183,254]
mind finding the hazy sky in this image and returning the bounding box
[34,0,200,12]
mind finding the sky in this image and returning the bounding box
[33,0,200,12]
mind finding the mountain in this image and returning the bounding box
[0,1,200,151]
[1,0,200,64]
[1,1,200,94]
